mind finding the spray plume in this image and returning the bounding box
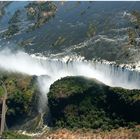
[0,49,140,112]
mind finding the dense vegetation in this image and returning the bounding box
[2,10,21,38]
[48,76,140,130]
[87,23,96,38]
[127,10,140,47]
[1,2,57,38]
[0,2,11,18]
[2,131,31,139]
[25,1,57,31]
[0,73,38,127]
[1,74,140,138]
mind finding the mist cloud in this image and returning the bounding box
[0,49,140,113]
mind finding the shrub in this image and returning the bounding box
[48,76,140,130]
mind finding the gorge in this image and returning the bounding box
[1,1,140,138]
[0,49,140,113]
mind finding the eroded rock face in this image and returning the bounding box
[48,76,140,130]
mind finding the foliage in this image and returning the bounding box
[48,76,140,130]
[127,28,137,46]
[25,2,57,31]
[25,3,38,20]
[87,23,96,37]
[52,36,66,48]
[107,87,140,122]
[2,10,20,38]
[8,10,21,24]
[3,24,19,37]
[2,131,31,139]
[0,86,4,97]
[0,2,11,18]
[132,10,140,25]
[0,73,38,127]
[128,10,140,47]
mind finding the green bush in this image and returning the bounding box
[2,131,31,139]
[48,76,139,130]
[0,73,38,127]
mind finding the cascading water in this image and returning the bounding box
[0,49,140,113]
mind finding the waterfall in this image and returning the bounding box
[0,49,140,113]
[36,59,140,90]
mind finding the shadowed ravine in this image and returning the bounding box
[0,49,140,113]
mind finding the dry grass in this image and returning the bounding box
[36,126,140,139]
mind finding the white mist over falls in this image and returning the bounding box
[0,49,140,113]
